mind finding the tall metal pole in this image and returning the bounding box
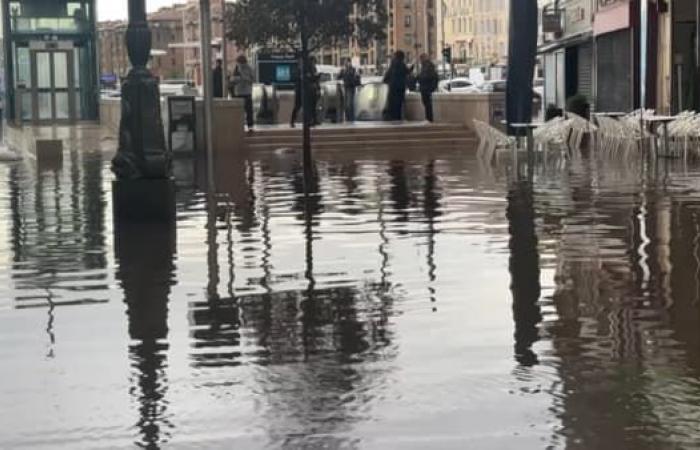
[441,0,446,77]
[696,0,700,109]
[221,0,228,97]
[640,0,648,110]
[200,0,215,192]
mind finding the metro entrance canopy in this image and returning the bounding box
[2,0,99,123]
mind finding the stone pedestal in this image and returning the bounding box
[112,179,176,223]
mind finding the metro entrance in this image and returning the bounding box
[2,0,99,124]
[26,45,77,123]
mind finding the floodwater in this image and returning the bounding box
[2,142,700,449]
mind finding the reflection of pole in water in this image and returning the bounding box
[507,180,542,366]
[377,171,390,289]
[423,161,441,311]
[115,219,176,448]
[207,194,220,303]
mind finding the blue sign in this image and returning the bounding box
[276,65,291,82]
[100,73,118,84]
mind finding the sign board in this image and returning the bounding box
[168,96,196,155]
[542,12,563,33]
[256,50,298,90]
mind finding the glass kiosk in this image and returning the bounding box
[2,0,99,124]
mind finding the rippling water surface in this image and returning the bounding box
[2,143,700,449]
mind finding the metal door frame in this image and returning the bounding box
[29,48,76,125]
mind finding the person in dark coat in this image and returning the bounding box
[290,56,320,127]
[417,53,439,122]
[338,59,361,121]
[212,58,224,98]
[383,51,411,121]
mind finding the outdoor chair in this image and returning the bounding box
[473,119,515,164]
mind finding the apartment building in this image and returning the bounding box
[387,0,438,64]
[99,5,186,81]
[443,0,509,65]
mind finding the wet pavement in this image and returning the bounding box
[1,141,700,449]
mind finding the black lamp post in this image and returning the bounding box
[112,0,171,180]
[505,0,538,130]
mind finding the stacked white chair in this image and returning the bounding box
[565,111,598,151]
[472,119,515,164]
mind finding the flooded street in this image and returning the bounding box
[2,145,700,449]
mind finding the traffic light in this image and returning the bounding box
[442,47,452,63]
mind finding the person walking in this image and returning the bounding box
[417,53,439,122]
[290,57,320,128]
[338,59,361,122]
[232,55,256,132]
[383,51,411,121]
[212,58,224,98]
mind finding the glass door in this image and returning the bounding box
[30,50,76,124]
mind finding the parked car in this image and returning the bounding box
[361,75,384,85]
[100,89,121,99]
[480,79,542,102]
[160,79,197,97]
[479,80,507,93]
[438,77,480,93]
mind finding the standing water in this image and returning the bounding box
[1,144,700,449]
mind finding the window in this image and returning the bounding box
[405,15,411,27]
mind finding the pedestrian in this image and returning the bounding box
[213,58,224,98]
[417,53,439,122]
[290,56,321,128]
[383,51,411,121]
[232,55,256,132]
[338,59,361,122]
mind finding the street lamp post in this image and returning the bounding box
[221,0,228,97]
[200,0,216,193]
[112,0,171,180]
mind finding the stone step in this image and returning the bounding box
[246,123,470,139]
[245,130,474,146]
[247,136,476,152]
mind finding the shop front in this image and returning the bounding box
[669,0,700,113]
[539,0,594,111]
[2,0,99,124]
[593,0,633,113]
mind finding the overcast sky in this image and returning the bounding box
[97,0,180,21]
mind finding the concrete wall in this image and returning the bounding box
[405,92,506,130]
[250,89,505,131]
[100,97,246,157]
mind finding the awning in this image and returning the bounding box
[538,31,593,54]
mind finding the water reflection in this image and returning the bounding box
[507,179,542,367]
[115,219,176,448]
[7,145,700,447]
[9,150,108,308]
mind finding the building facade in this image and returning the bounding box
[539,0,595,110]
[443,0,509,66]
[2,0,100,123]
[387,0,438,63]
[539,0,700,115]
[99,0,240,88]
[177,0,240,86]
[99,5,187,82]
